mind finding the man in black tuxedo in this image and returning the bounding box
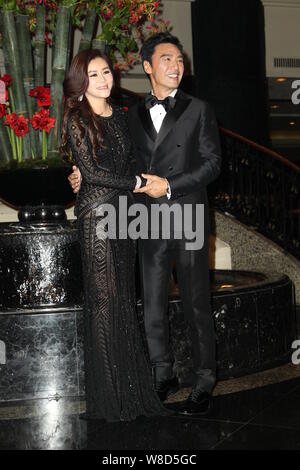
[69,33,222,415]
[130,33,221,415]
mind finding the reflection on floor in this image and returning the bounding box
[1,363,300,450]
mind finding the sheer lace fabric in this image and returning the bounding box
[67,106,166,421]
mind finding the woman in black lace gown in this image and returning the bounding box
[61,49,167,422]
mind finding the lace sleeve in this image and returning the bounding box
[67,116,136,190]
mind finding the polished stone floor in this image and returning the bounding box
[0,313,298,451]
[1,367,300,450]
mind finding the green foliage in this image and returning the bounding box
[0,1,16,12]
[0,0,172,162]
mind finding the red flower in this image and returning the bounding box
[5,113,29,136]
[123,106,128,111]
[0,74,12,88]
[129,13,139,25]
[101,7,113,20]
[4,112,18,128]
[29,86,51,107]
[100,4,114,20]
[45,31,52,46]
[31,108,55,133]
[13,116,30,137]
[0,104,7,118]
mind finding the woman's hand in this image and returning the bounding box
[68,166,81,193]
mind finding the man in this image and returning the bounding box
[69,33,222,415]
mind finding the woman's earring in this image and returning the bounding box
[78,95,83,102]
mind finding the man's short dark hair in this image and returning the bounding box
[141,32,184,65]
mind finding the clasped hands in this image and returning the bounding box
[134,173,168,198]
[68,166,168,199]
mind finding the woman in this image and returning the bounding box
[61,49,167,422]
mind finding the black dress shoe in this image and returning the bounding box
[179,389,212,416]
[155,376,179,402]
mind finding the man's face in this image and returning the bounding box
[143,43,184,97]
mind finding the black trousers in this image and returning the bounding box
[139,237,216,393]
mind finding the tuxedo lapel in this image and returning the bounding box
[153,91,192,152]
[138,102,157,142]
[136,91,192,162]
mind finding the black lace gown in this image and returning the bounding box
[67,105,167,422]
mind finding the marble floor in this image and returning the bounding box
[0,313,298,452]
[0,361,300,451]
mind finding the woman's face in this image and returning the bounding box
[85,57,113,100]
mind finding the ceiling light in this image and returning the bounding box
[276,77,287,83]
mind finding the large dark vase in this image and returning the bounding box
[0,163,75,222]
[0,163,81,313]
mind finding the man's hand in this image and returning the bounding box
[68,165,81,193]
[134,173,168,198]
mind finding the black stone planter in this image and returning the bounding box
[0,164,75,222]
[0,265,296,401]
[0,222,82,310]
[168,270,296,382]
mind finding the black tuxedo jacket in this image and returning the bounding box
[128,89,222,241]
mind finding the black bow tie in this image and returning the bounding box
[145,94,176,112]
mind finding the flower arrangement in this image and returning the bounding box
[0,1,170,72]
[30,99,55,161]
[96,0,170,71]
[0,0,171,168]
[0,73,55,163]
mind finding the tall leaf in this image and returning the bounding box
[1,10,31,160]
[15,13,38,157]
[78,7,98,52]
[34,4,46,87]
[47,5,71,160]
[0,122,11,166]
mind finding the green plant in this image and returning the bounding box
[96,0,169,71]
[0,74,55,163]
[0,0,171,165]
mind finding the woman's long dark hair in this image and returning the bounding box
[61,48,115,159]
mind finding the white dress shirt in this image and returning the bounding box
[148,89,177,198]
[149,89,178,133]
